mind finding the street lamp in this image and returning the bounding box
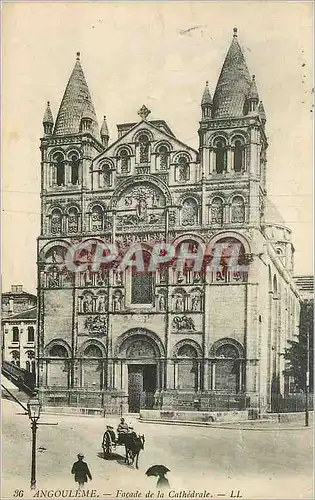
[27,392,41,489]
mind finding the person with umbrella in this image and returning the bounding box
[146,465,170,489]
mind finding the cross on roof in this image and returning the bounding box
[138,105,151,120]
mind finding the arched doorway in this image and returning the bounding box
[81,344,105,390]
[116,331,163,413]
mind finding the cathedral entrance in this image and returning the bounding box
[128,364,157,413]
[115,329,163,413]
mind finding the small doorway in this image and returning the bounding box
[128,364,157,413]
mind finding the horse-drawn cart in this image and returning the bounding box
[102,431,145,468]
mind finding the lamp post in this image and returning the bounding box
[27,392,41,489]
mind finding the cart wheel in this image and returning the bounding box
[103,442,112,459]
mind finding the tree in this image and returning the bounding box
[283,300,313,392]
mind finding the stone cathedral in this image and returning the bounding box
[37,29,301,413]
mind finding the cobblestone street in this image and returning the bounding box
[2,399,313,499]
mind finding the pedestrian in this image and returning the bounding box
[71,453,92,490]
[157,473,170,489]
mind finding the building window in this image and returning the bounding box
[176,156,190,181]
[233,140,244,172]
[210,197,224,225]
[119,149,130,174]
[11,350,20,366]
[12,327,19,343]
[54,153,65,186]
[181,198,198,226]
[26,361,30,371]
[67,207,79,233]
[138,134,150,164]
[90,205,103,231]
[231,196,245,223]
[157,145,169,170]
[51,208,62,234]
[27,326,34,342]
[70,154,80,185]
[131,272,153,304]
[102,165,112,187]
[214,140,227,174]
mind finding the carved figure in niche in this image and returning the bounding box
[85,268,92,286]
[175,295,184,312]
[114,270,123,285]
[97,268,105,286]
[192,295,201,311]
[82,295,93,313]
[48,267,60,288]
[152,191,160,207]
[63,269,73,286]
[215,270,225,282]
[177,272,184,283]
[113,292,122,311]
[159,267,167,284]
[97,295,107,312]
[149,214,160,224]
[232,271,242,282]
[157,294,166,311]
[136,198,148,221]
[193,271,201,283]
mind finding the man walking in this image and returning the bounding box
[71,453,92,489]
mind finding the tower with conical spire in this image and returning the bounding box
[100,115,110,148]
[199,27,268,228]
[43,101,54,136]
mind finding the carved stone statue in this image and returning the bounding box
[158,294,166,311]
[82,295,93,313]
[97,295,106,312]
[191,295,201,311]
[113,292,122,311]
[175,295,184,312]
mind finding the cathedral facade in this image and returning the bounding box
[37,29,300,413]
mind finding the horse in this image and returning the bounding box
[122,433,145,469]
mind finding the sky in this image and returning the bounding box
[2,1,314,294]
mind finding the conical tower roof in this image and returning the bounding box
[43,101,54,124]
[54,52,100,141]
[100,115,109,137]
[201,81,212,105]
[213,28,251,118]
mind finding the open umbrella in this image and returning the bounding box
[146,465,170,477]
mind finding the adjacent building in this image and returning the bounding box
[37,29,301,413]
[1,285,37,375]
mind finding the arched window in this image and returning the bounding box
[11,350,20,366]
[70,153,80,185]
[90,205,103,231]
[12,327,19,343]
[176,156,190,181]
[214,344,241,393]
[118,149,130,174]
[131,251,153,305]
[82,344,104,389]
[138,134,150,164]
[177,345,198,390]
[67,207,79,233]
[214,140,227,174]
[27,326,35,342]
[233,140,244,172]
[182,198,198,226]
[48,344,69,388]
[210,197,224,225]
[231,196,245,223]
[26,360,31,372]
[157,145,170,170]
[102,164,112,187]
[51,208,62,234]
[54,153,65,186]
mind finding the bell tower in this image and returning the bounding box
[199,28,268,229]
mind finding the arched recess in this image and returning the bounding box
[111,177,172,209]
[44,339,71,388]
[172,236,205,286]
[173,339,202,391]
[114,329,165,412]
[208,234,249,283]
[209,338,245,393]
[78,340,106,390]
